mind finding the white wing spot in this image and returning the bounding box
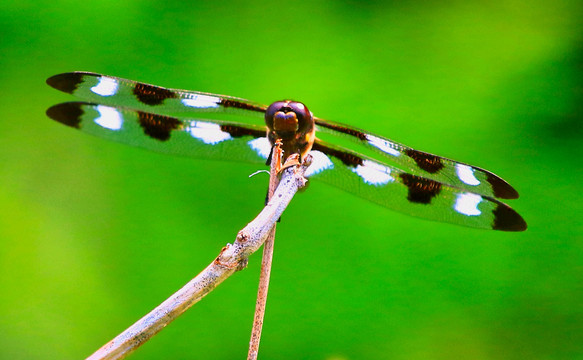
[248,137,271,160]
[305,150,334,177]
[456,164,481,186]
[91,77,119,97]
[95,105,123,130]
[366,134,401,157]
[454,193,482,216]
[352,160,394,185]
[181,95,221,108]
[187,121,231,144]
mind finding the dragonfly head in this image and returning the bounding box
[265,100,313,140]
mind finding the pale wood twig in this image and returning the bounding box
[85,156,311,360]
[247,141,284,360]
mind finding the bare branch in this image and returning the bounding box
[247,142,283,360]
[248,226,276,360]
[86,157,311,360]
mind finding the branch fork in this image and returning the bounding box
[86,154,311,360]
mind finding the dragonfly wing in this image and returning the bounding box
[315,118,519,200]
[47,72,268,118]
[46,102,270,164]
[306,139,526,231]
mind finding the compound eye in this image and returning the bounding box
[265,101,288,129]
[287,102,309,125]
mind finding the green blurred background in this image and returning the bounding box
[1,1,581,359]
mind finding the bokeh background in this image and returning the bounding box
[1,1,581,359]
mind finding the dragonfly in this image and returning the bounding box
[46,72,526,231]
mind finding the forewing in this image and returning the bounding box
[47,72,267,118]
[315,118,519,200]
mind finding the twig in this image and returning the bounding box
[247,142,284,360]
[85,156,311,360]
[248,226,276,360]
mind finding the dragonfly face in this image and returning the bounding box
[45,71,527,231]
[265,100,316,160]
